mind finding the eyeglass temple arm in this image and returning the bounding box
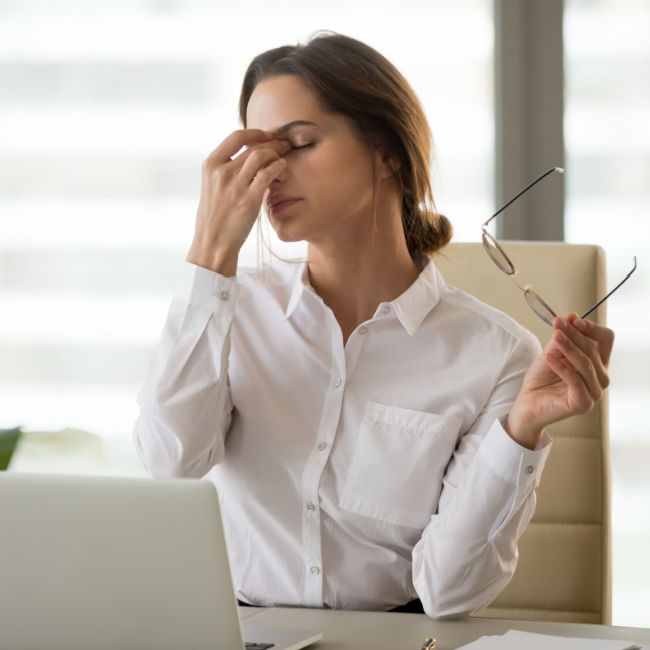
[581,256,638,319]
[482,167,565,229]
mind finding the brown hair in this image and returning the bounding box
[239,32,452,260]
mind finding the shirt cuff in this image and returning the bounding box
[478,415,552,489]
[177,261,242,311]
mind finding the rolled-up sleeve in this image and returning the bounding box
[133,263,240,478]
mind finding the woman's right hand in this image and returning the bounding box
[187,129,291,276]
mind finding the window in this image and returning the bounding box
[564,0,650,627]
[0,1,493,472]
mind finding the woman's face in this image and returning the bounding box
[246,74,382,246]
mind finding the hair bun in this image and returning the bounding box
[403,209,452,259]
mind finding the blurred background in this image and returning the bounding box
[0,0,648,627]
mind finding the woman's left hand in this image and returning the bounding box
[506,313,615,449]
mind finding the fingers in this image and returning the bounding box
[206,129,276,165]
[199,130,290,215]
[552,328,602,402]
[570,315,615,367]
[237,141,291,186]
[544,353,595,415]
[548,316,610,407]
[249,158,287,198]
[556,316,610,389]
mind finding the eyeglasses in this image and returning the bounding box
[482,167,637,325]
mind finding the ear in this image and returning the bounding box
[374,149,401,180]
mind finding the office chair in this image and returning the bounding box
[435,241,611,624]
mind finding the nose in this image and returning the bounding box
[271,159,288,184]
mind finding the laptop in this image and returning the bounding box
[0,472,322,650]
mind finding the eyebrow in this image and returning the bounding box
[274,120,318,136]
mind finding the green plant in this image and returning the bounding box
[0,427,22,470]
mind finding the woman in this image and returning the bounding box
[134,33,613,618]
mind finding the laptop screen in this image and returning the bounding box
[0,473,245,650]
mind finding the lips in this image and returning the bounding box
[267,193,302,216]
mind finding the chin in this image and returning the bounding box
[276,231,306,244]
[269,221,308,244]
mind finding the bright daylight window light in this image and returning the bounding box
[0,3,493,457]
[565,0,650,628]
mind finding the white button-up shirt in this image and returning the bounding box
[134,258,551,618]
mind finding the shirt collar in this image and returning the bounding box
[283,258,445,334]
[391,259,443,336]
[284,262,310,320]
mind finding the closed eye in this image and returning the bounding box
[291,143,314,151]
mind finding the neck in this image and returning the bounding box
[307,195,420,344]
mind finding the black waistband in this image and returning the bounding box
[389,598,425,614]
[238,598,425,614]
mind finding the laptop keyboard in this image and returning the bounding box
[245,643,274,649]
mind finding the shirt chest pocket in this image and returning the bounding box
[339,402,463,530]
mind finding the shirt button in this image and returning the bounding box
[218,289,229,301]
[358,326,367,335]
[306,503,316,511]
[310,566,320,575]
[333,377,342,388]
[318,442,327,451]
[526,465,534,474]
[381,304,390,314]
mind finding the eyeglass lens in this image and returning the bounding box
[524,290,557,326]
[482,232,514,275]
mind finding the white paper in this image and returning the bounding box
[455,629,647,650]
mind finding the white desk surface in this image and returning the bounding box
[239,606,650,650]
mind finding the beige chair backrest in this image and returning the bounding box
[434,241,611,624]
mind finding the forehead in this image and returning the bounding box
[246,74,325,131]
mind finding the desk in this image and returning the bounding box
[239,607,650,650]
